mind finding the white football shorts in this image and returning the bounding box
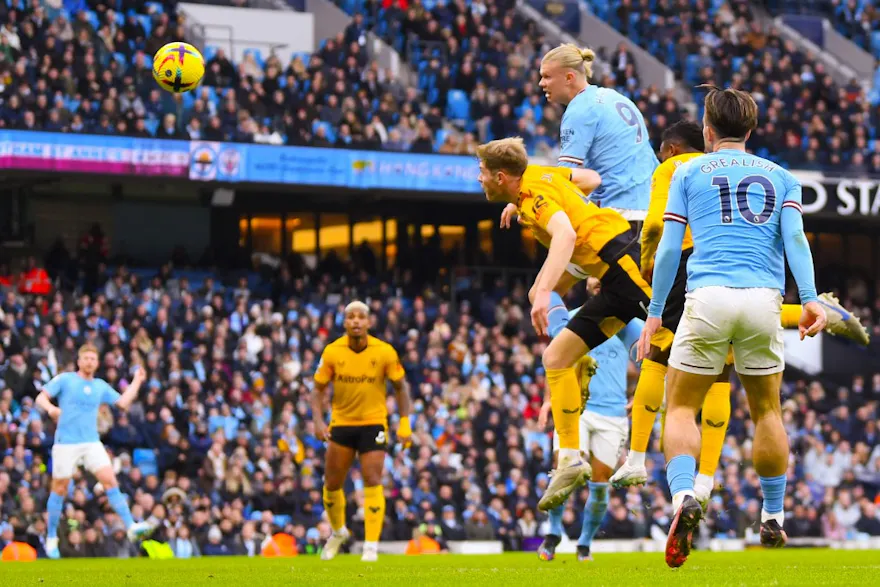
[553,410,628,469]
[52,442,112,478]
[669,286,784,376]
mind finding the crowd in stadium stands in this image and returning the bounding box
[578,0,880,173]
[0,231,877,558]
[0,0,682,157]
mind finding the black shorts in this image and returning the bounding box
[329,424,387,454]
[566,235,676,351]
[663,247,694,333]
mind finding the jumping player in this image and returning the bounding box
[36,343,153,559]
[537,277,640,563]
[477,137,675,511]
[312,301,412,563]
[612,121,871,503]
[639,87,826,567]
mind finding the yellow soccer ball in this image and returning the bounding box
[152,42,205,93]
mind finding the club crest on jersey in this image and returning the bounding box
[371,359,377,368]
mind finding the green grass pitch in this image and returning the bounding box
[4,550,877,586]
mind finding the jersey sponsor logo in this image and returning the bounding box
[560,128,575,147]
[334,373,378,384]
[375,430,386,444]
[83,385,92,395]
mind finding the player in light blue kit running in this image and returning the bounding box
[36,343,153,559]
[638,86,827,568]
[536,277,641,563]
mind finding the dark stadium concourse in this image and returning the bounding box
[213,187,541,274]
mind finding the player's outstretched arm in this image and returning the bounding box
[569,169,601,196]
[392,377,412,447]
[36,390,61,421]
[115,367,146,411]
[780,201,826,339]
[531,212,577,336]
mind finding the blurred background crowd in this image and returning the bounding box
[0,231,877,558]
[6,0,880,172]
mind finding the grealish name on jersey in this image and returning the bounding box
[697,158,778,174]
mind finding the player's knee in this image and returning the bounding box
[362,467,383,487]
[542,344,574,371]
[51,479,68,495]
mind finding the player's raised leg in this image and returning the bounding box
[321,441,355,560]
[93,456,153,543]
[539,329,592,511]
[779,295,869,345]
[359,446,387,562]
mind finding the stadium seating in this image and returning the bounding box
[0,0,683,157]
[581,0,880,172]
[0,231,878,558]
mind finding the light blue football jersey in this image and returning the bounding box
[45,372,120,444]
[571,311,643,419]
[664,149,803,293]
[557,86,658,212]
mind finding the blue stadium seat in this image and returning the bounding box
[85,10,99,31]
[145,1,163,13]
[684,55,701,84]
[136,14,152,38]
[133,448,158,477]
[273,514,292,527]
[202,45,219,63]
[731,56,744,72]
[144,119,158,136]
[445,89,469,121]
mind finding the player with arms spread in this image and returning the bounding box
[638,87,826,567]
[537,277,641,563]
[312,301,412,563]
[613,122,869,501]
[477,137,676,511]
[37,343,153,559]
